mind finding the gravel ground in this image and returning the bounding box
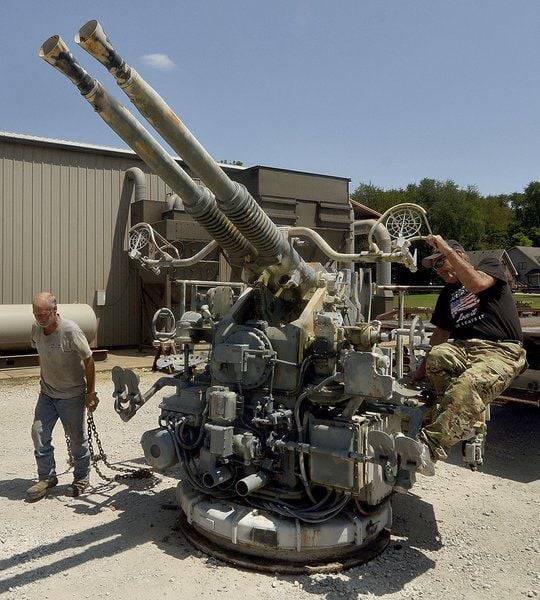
[1,370,539,600]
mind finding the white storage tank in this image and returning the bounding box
[0,304,97,352]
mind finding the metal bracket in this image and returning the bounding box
[462,432,485,471]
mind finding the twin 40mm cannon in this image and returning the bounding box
[40,20,434,573]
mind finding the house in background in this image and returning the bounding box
[507,246,540,290]
[350,199,381,220]
[466,249,518,288]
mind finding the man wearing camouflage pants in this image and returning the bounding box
[411,236,526,467]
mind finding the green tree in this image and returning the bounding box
[351,178,522,250]
[480,195,514,249]
[511,182,540,246]
[424,182,484,249]
[509,231,533,247]
[351,183,406,214]
[220,159,244,166]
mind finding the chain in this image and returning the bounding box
[65,433,74,467]
[64,414,153,480]
[86,413,153,482]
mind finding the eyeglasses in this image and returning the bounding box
[432,256,447,270]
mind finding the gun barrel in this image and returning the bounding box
[39,35,254,262]
[76,20,318,291]
[76,20,234,204]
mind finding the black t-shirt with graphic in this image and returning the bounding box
[431,257,523,342]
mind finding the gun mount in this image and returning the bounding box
[40,21,435,572]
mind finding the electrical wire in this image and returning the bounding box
[247,491,352,523]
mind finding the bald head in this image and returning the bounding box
[32,292,58,329]
[33,292,57,310]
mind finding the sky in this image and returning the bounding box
[1,0,539,197]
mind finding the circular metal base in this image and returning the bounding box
[177,512,390,575]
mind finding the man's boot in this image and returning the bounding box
[65,479,89,497]
[26,476,58,502]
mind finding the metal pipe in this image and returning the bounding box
[282,227,409,265]
[39,35,254,263]
[235,471,271,496]
[353,220,391,286]
[396,290,405,378]
[202,466,234,488]
[178,281,186,317]
[376,285,444,292]
[125,167,148,202]
[76,21,318,292]
[132,238,219,268]
[171,279,246,288]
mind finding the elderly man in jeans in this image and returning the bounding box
[410,236,526,471]
[26,292,99,501]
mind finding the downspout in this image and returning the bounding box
[125,167,148,203]
[124,167,148,349]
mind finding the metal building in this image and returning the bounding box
[0,131,350,349]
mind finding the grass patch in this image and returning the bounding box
[393,292,540,310]
[392,293,439,310]
[514,294,540,309]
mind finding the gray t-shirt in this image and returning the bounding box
[31,317,92,399]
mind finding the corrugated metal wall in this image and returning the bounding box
[0,136,171,347]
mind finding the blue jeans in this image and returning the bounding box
[31,392,90,481]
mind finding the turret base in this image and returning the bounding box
[176,480,391,574]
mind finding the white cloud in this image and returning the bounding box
[140,53,175,71]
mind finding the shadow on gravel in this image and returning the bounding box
[0,477,190,595]
[391,492,442,551]
[0,474,442,598]
[299,541,435,598]
[293,494,439,598]
[446,401,540,483]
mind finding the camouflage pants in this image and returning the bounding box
[419,339,526,460]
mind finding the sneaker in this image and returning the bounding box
[65,479,89,497]
[418,443,436,477]
[26,476,58,502]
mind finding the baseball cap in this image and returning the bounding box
[421,240,464,269]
